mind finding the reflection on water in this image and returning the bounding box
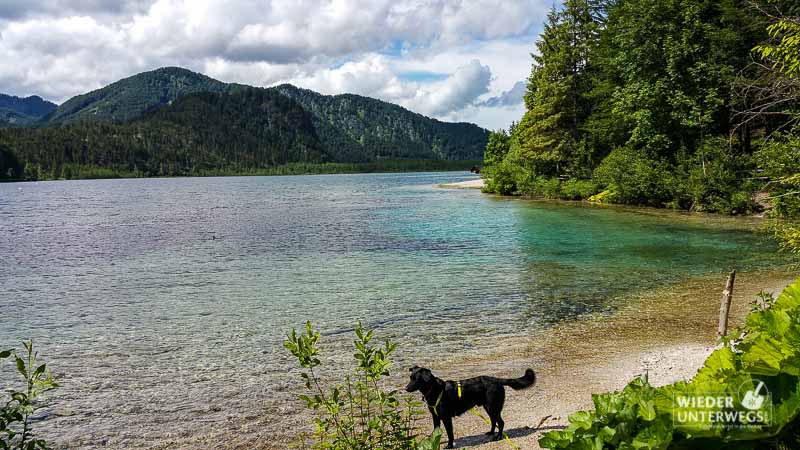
[0,172,782,448]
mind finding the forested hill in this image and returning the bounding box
[0,94,57,126]
[0,84,486,180]
[0,67,487,180]
[276,84,488,161]
[481,0,800,218]
[0,87,324,179]
[46,67,231,124]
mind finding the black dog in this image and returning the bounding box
[406,366,536,448]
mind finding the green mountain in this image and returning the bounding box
[46,67,230,124]
[0,67,487,180]
[276,84,488,161]
[0,87,325,179]
[0,94,57,126]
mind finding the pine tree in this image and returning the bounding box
[512,1,605,177]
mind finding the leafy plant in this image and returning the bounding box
[540,279,800,450]
[593,146,676,207]
[754,18,800,78]
[561,179,598,201]
[482,159,520,196]
[284,321,436,450]
[1,340,58,450]
[539,375,672,450]
[756,131,800,261]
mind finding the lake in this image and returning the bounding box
[0,172,783,448]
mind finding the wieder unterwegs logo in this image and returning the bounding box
[673,380,772,430]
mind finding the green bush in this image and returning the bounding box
[1,341,58,450]
[676,138,758,214]
[483,130,511,167]
[757,133,800,218]
[754,131,800,258]
[561,179,599,200]
[284,322,440,450]
[768,221,800,261]
[540,279,800,450]
[593,146,676,207]
[529,177,562,199]
[483,159,520,195]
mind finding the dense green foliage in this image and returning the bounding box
[284,322,441,450]
[46,67,231,124]
[0,94,56,127]
[1,341,58,450]
[749,5,800,258]
[0,144,23,180]
[540,279,800,449]
[482,0,800,216]
[276,84,488,161]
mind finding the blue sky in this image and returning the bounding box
[0,0,551,129]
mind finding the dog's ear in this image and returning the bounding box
[419,368,432,382]
[409,365,419,372]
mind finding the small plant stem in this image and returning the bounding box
[309,367,352,447]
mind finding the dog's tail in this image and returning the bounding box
[500,368,536,390]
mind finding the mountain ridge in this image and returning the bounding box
[0,67,487,180]
[0,94,57,126]
[45,67,233,124]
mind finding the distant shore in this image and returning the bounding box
[438,178,485,189]
[0,160,483,183]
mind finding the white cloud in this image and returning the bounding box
[479,80,526,107]
[404,59,492,116]
[0,0,153,20]
[0,0,547,128]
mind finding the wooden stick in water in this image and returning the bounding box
[717,270,736,337]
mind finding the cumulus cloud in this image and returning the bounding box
[0,0,548,129]
[0,0,153,20]
[479,80,526,107]
[405,60,492,116]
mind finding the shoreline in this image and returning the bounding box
[184,269,797,450]
[1,162,482,184]
[437,178,775,227]
[421,269,797,449]
[438,178,485,189]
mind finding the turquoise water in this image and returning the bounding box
[0,172,781,448]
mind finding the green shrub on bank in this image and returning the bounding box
[482,159,520,195]
[1,341,58,450]
[540,279,800,450]
[593,146,676,207]
[757,132,800,219]
[516,175,561,199]
[756,131,800,259]
[284,321,441,450]
[479,139,759,213]
[675,137,758,214]
[561,179,598,200]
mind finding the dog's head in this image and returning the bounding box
[406,365,434,392]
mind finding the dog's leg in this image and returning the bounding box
[493,414,505,441]
[431,413,441,431]
[483,406,496,435]
[486,386,506,440]
[486,389,505,441]
[443,416,455,449]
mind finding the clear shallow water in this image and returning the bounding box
[0,172,782,447]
